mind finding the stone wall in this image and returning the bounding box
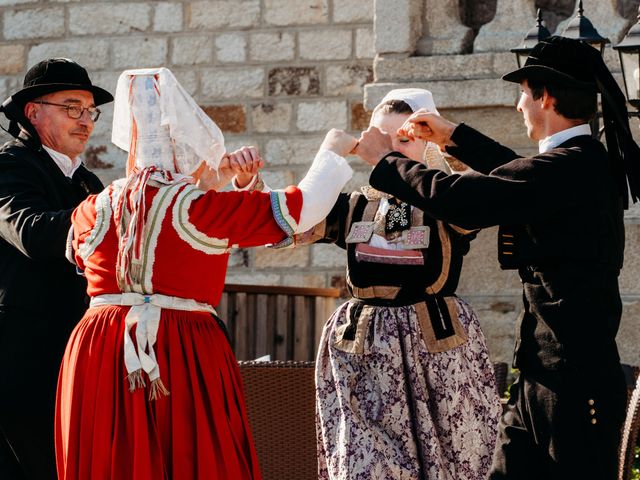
[0,0,376,290]
[0,0,638,365]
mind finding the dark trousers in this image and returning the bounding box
[0,308,72,480]
[490,367,627,480]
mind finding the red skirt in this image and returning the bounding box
[55,305,262,480]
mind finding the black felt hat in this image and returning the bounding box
[0,58,113,142]
[10,57,113,107]
[505,35,640,208]
[502,35,597,90]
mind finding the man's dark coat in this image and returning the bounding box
[0,133,103,479]
[369,123,627,480]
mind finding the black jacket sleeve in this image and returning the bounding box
[0,152,73,260]
[369,127,585,230]
[446,123,522,174]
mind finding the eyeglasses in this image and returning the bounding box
[35,101,101,122]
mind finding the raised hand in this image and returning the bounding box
[227,146,265,188]
[399,110,457,149]
[320,128,359,157]
[354,126,393,166]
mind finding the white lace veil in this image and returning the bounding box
[112,67,226,175]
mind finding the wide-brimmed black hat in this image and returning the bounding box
[502,35,597,91]
[10,57,113,107]
[503,35,640,208]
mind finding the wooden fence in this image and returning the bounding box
[216,284,341,361]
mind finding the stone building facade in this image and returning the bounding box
[0,0,638,365]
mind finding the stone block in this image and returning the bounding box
[351,102,371,131]
[355,27,374,59]
[265,136,324,165]
[618,300,640,366]
[83,141,127,179]
[172,35,214,65]
[172,69,199,96]
[279,273,327,288]
[249,32,295,62]
[439,107,531,151]
[224,136,262,156]
[474,0,536,53]
[364,79,518,110]
[457,227,523,297]
[188,1,260,29]
[254,243,310,268]
[261,169,295,189]
[297,101,348,132]
[264,0,328,26]
[225,271,280,285]
[312,243,346,268]
[464,295,522,365]
[28,39,110,71]
[201,67,264,100]
[0,0,36,5]
[4,7,65,40]
[112,37,168,69]
[299,29,352,61]
[326,64,373,96]
[375,0,422,54]
[415,1,474,55]
[374,52,514,83]
[268,67,320,96]
[215,33,247,63]
[203,105,246,133]
[251,103,292,133]
[153,2,184,32]
[0,45,25,75]
[69,3,151,35]
[333,0,373,23]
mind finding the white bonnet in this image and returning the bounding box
[378,88,439,114]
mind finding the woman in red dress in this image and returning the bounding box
[54,68,355,480]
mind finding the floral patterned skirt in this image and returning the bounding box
[315,297,501,480]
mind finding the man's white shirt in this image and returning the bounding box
[43,145,82,178]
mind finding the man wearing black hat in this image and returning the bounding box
[0,58,113,479]
[355,36,637,479]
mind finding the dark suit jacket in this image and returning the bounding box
[0,134,103,405]
[369,123,624,375]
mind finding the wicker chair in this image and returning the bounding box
[239,360,512,480]
[493,361,509,397]
[619,366,640,480]
[239,361,317,480]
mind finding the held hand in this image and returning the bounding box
[194,158,233,191]
[227,146,265,188]
[354,126,393,166]
[399,110,457,149]
[320,128,359,157]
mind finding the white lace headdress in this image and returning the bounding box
[112,67,226,175]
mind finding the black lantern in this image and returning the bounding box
[561,0,610,54]
[510,9,551,68]
[613,7,640,110]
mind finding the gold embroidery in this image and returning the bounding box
[425,220,451,295]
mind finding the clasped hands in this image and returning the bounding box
[322,110,458,166]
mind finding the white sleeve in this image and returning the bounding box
[295,149,352,233]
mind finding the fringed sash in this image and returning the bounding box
[90,293,216,400]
